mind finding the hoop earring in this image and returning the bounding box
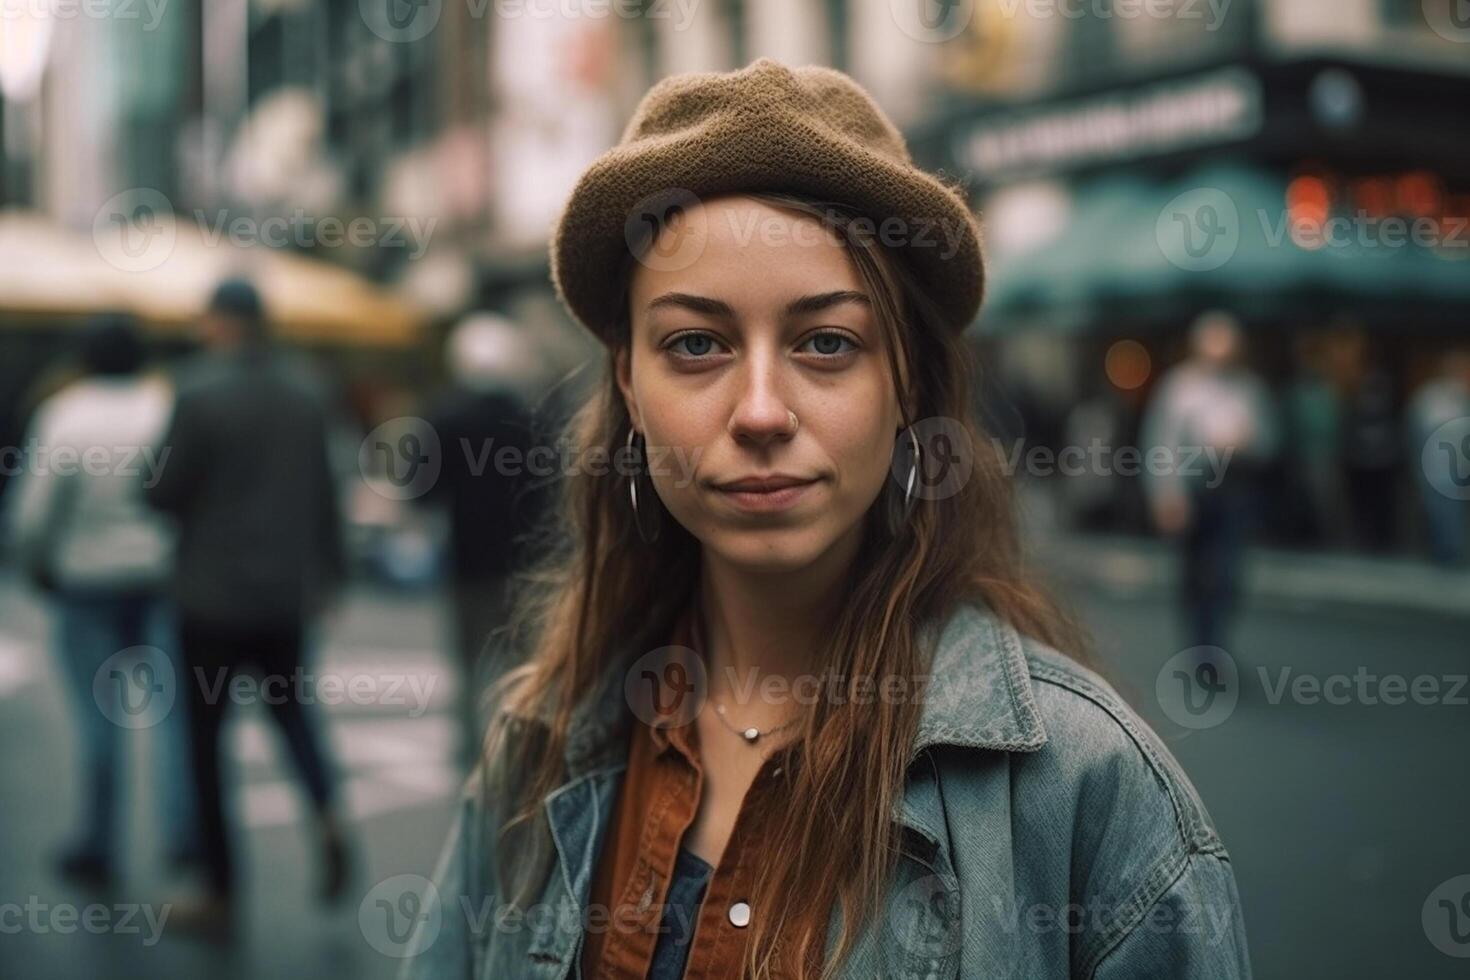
[626,428,660,544]
[901,426,922,516]
[886,425,923,536]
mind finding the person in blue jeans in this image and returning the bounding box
[8,313,200,885]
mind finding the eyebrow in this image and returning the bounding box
[645,290,871,319]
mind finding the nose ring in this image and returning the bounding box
[787,410,799,435]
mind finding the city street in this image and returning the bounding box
[0,566,1465,979]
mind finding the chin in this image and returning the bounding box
[700,525,835,575]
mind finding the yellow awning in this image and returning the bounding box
[0,211,427,348]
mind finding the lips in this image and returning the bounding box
[714,475,817,493]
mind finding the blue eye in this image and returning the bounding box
[802,331,858,356]
[668,333,721,357]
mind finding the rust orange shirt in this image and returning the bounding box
[579,604,821,980]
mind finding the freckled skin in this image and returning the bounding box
[616,195,905,574]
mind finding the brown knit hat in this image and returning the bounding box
[549,57,984,346]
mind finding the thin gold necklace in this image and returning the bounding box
[692,599,802,745]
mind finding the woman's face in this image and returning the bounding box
[616,194,908,574]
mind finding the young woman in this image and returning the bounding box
[401,59,1251,980]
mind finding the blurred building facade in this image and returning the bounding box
[3,0,1468,553]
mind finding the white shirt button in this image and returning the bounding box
[728,901,751,928]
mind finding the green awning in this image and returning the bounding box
[980,163,1470,333]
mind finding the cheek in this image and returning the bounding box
[828,415,895,501]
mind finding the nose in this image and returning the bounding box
[726,350,796,446]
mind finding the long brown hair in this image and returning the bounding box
[479,191,1085,979]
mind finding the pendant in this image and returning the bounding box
[743,728,760,742]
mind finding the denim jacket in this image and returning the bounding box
[396,602,1252,979]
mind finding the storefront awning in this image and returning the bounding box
[0,212,427,347]
[980,164,1470,333]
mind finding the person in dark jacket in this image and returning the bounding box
[421,313,559,767]
[146,278,351,932]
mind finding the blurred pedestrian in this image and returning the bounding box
[1141,310,1278,652]
[1282,335,1343,548]
[420,313,557,767]
[145,278,351,932]
[1406,351,1470,565]
[1339,333,1400,553]
[5,312,199,886]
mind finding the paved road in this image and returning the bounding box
[1070,587,1469,980]
[0,571,1465,978]
[0,576,463,980]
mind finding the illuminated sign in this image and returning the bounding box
[954,67,1263,179]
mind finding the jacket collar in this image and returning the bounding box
[560,600,1049,778]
